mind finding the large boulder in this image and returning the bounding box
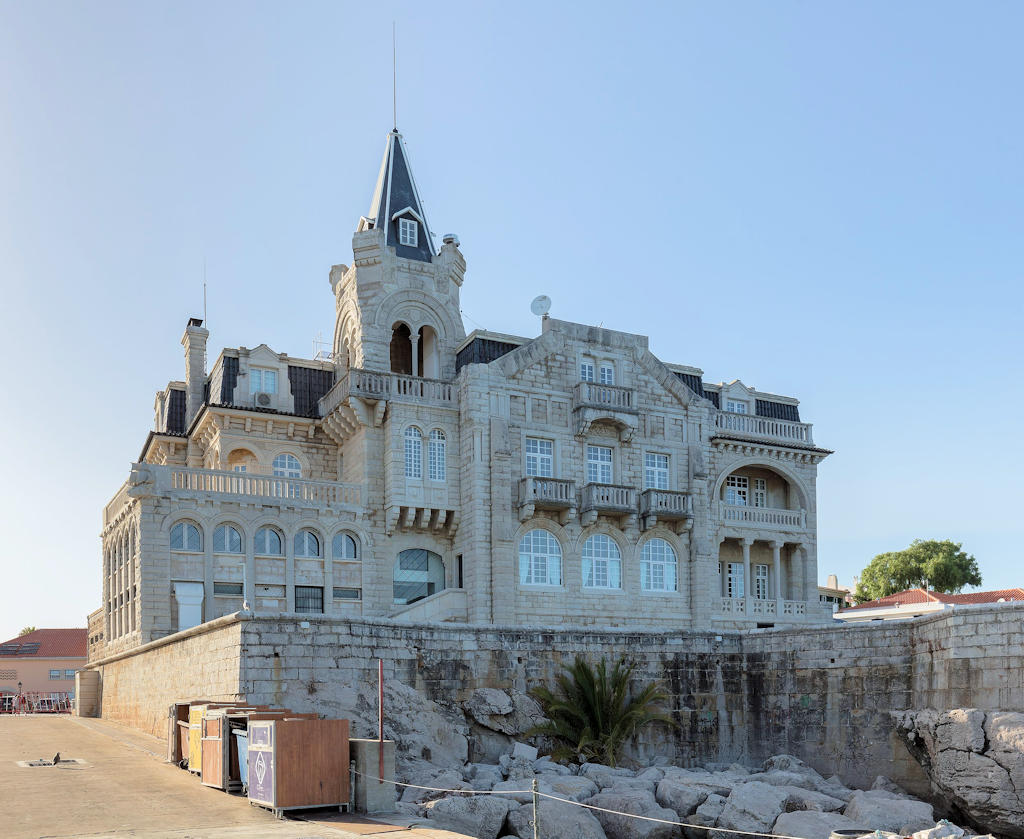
[780,786,846,812]
[655,777,710,816]
[541,775,600,802]
[423,795,513,839]
[507,798,608,839]
[843,790,934,833]
[896,709,1024,838]
[683,793,726,839]
[583,789,679,839]
[579,763,636,790]
[399,767,465,803]
[772,810,871,839]
[711,781,789,839]
[491,778,537,804]
[464,688,546,763]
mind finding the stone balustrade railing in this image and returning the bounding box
[573,381,637,412]
[581,482,637,513]
[103,480,131,528]
[319,369,455,416]
[714,411,814,444]
[719,597,808,618]
[640,488,693,519]
[144,465,362,509]
[520,476,576,507]
[719,502,806,530]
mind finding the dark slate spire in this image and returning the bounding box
[366,130,435,262]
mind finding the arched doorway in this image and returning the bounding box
[390,323,412,374]
[393,549,445,605]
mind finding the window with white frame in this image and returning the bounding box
[250,368,278,394]
[294,529,321,558]
[644,453,669,490]
[333,587,361,600]
[753,478,767,508]
[49,670,61,680]
[333,532,359,560]
[582,534,622,589]
[599,363,615,385]
[586,445,613,484]
[525,437,554,478]
[272,454,301,478]
[725,400,748,414]
[64,669,76,679]
[727,562,745,598]
[580,360,595,382]
[518,529,562,586]
[725,475,748,506]
[428,429,446,481]
[213,524,243,554]
[404,426,422,479]
[170,522,202,552]
[398,217,418,247]
[254,527,283,556]
[754,564,769,599]
[641,538,677,592]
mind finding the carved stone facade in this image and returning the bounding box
[95,129,832,658]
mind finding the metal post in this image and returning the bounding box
[378,658,384,783]
[532,777,539,839]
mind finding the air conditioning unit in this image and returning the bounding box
[254,392,272,407]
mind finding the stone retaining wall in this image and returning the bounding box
[89,603,1024,788]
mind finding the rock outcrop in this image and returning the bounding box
[896,708,1024,838]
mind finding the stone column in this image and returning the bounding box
[741,537,753,614]
[770,540,783,602]
[410,335,420,377]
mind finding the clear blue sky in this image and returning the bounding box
[2,2,1021,637]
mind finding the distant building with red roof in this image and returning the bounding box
[0,628,87,701]
[836,588,1024,622]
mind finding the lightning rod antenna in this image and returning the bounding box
[392,22,397,131]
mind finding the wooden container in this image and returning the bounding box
[167,702,191,764]
[187,702,238,773]
[247,718,350,816]
[200,708,308,792]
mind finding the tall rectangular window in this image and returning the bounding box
[404,427,422,479]
[428,430,446,482]
[398,217,418,246]
[753,478,767,508]
[599,363,615,385]
[580,360,595,382]
[727,563,745,598]
[250,368,278,394]
[754,564,768,599]
[295,585,324,614]
[644,453,669,490]
[586,445,613,484]
[525,437,554,477]
[726,475,748,506]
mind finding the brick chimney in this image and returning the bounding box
[181,317,209,427]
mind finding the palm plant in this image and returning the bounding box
[527,656,675,767]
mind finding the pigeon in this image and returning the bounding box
[52,752,60,765]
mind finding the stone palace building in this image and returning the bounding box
[94,128,833,657]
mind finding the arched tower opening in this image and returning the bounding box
[418,325,440,379]
[390,322,413,374]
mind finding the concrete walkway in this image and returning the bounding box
[1,715,471,839]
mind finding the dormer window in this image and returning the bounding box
[725,400,748,414]
[250,368,277,395]
[398,217,418,247]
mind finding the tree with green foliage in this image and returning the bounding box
[18,626,36,636]
[527,656,675,766]
[853,540,981,603]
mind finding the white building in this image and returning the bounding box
[96,128,833,658]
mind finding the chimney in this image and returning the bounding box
[181,318,209,427]
[827,574,838,589]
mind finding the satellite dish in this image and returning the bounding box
[530,295,552,317]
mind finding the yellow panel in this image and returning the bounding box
[188,706,206,772]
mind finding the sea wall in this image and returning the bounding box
[89,603,1024,789]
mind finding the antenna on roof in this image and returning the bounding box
[392,21,398,132]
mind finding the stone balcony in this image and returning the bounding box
[639,488,693,532]
[719,502,807,531]
[581,482,637,526]
[319,368,455,417]
[573,382,639,441]
[718,597,808,619]
[116,464,363,514]
[518,477,577,523]
[713,410,814,446]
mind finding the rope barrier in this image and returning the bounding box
[348,767,861,839]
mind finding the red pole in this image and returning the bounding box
[378,658,384,783]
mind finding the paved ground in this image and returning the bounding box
[1,715,471,839]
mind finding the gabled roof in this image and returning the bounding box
[366,130,435,262]
[842,587,1024,611]
[0,628,87,658]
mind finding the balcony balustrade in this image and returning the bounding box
[573,381,637,412]
[581,483,637,525]
[319,368,455,417]
[639,488,693,525]
[714,411,814,445]
[518,477,577,522]
[718,597,807,618]
[719,502,806,531]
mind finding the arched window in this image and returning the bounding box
[228,448,257,473]
[170,522,202,552]
[582,534,622,589]
[390,322,413,374]
[294,529,321,558]
[254,527,283,556]
[404,426,422,479]
[213,525,243,554]
[428,429,446,482]
[333,532,359,560]
[641,538,677,592]
[393,549,444,605]
[518,530,562,586]
[273,454,301,478]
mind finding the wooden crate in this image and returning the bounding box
[200,708,310,792]
[187,702,241,773]
[247,718,350,815]
[166,702,191,764]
